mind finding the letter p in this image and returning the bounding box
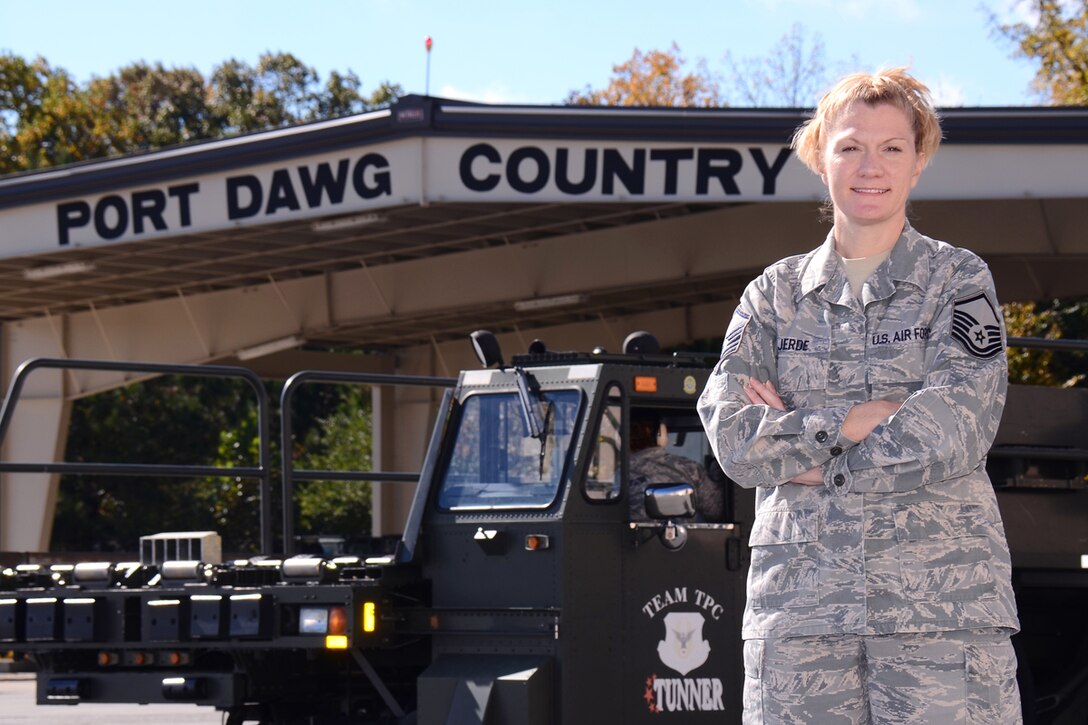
[57,201,91,246]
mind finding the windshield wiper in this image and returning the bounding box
[513,367,555,480]
[514,367,545,440]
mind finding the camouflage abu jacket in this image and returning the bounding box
[698,225,1019,640]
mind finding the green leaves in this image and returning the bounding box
[0,50,402,175]
[994,0,1088,106]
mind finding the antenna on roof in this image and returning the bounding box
[425,36,433,96]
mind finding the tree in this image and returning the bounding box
[3,50,401,552]
[87,62,221,153]
[565,44,722,107]
[56,375,266,554]
[991,2,1088,385]
[564,32,853,109]
[54,373,377,555]
[0,51,404,175]
[723,23,849,107]
[292,385,374,543]
[1005,300,1088,388]
[993,0,1088,105]
[0,55,101,170]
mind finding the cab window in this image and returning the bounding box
[437,389,582,510]
[584,384,622,501]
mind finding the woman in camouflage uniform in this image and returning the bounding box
[698,68,1021,724]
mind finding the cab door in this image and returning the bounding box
[620,523,746,723]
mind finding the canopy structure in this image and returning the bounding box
[2,95,1087,551]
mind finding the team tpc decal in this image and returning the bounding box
[641,587,725,713]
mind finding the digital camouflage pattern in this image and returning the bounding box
[698,225,1019,640]
[743,630,1021,724]
[629,445,724,522]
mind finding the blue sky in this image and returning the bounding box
[2,0,1043,107]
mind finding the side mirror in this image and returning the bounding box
[470,330,504,369]
[644,483,696,520]
[644,483,694,551]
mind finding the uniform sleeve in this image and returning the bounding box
[694,466,724,521]
[698,274,853,489]
[825,257,1007,494]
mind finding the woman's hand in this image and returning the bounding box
[743,377,785,410]
[744,377,903,486]
[841,399,902,441]
[743,378,823,485]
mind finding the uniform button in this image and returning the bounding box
[815,430,828,443]
[830,446,843,456]
[833,474,845,487]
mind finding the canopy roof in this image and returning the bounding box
[2,96,1086,351]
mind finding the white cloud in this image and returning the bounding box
[436,83,544,105]
[749,0,923,21]
[989,0,1080,26]
[990,0,1035,25]
[929,75,967,107]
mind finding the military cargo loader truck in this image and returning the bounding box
[0,332,1086,724]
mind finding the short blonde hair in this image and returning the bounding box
[791,67,942,174]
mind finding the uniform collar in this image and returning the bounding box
[797,223,930,305]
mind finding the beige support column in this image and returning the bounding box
[0,393,70,553]
[371,345,450,537]
[0,321,71,553]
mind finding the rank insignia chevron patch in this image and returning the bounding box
[722,308,751,357]
[951,291,1003,359]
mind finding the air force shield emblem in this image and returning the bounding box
[951,291,1003,359]
[657,611,711,676]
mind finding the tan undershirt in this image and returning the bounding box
[841,248,892,299]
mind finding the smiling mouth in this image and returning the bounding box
[852,187,889,195]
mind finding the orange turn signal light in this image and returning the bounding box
[524,534,550,551]
[327,606,347,635]
[634,376,658,393]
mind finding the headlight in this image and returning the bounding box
[299,606,347,635]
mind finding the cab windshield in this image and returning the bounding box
[437,389,582,510]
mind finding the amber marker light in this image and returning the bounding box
[325,634,349,649]
[362,602,377,633]
[633,376,658,393]
[327,606,347,635]
[524,534,551,551]
[166,651,190,666]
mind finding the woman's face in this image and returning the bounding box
[819,101,924,231]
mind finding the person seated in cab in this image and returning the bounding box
[629,408,723,522]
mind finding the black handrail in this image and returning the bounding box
[1008,336,1088,353]
[279,369,456,556]
[0,358,274,554]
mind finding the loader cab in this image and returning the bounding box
[411,331,746,723]
[424,330,722,524]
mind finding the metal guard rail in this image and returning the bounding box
[279,369,455,556]
[0,357,274,554]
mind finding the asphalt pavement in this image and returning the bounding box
[0,673,225,724]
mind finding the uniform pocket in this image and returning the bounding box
[895,502,998,602]
[867,341,925,401]
[742,639,765,723]
[749,509,820,609]
[965,640,1021,724]
[777,349,828,409]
